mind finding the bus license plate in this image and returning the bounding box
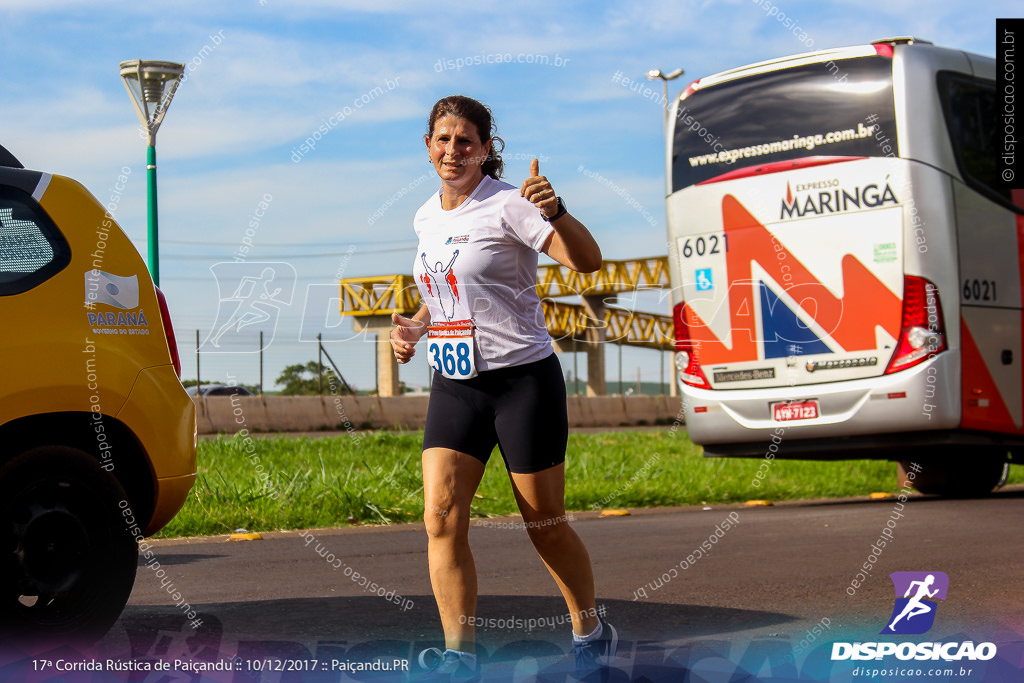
[772,400,819,421]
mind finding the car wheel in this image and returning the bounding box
[0,446,138,644]
[898,450,1009,498]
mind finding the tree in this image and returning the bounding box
[275,361,343,396]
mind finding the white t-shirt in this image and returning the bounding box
[412,174,555,371]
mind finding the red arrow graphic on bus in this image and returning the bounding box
[683,195,902,364]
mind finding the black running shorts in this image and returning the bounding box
[422,352,568,474]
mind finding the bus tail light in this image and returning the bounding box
[885,276,946,374]
[673,302,712,389]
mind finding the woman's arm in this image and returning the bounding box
[540,213,602,273]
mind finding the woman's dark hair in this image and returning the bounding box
[427,95,505,179]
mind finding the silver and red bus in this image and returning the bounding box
[666,37,1023,495]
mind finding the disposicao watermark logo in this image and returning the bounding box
[882,570,947,635]
[831,570,997,663]
[202,262,296,352]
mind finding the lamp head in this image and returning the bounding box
[119,60,185,141]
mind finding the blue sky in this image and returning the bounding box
[0,0,1013,391]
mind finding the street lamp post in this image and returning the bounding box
[119,59,184,287]
[646,67,685,133]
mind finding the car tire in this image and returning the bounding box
[0,445,138,644]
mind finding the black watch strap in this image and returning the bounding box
[543,196,567,222]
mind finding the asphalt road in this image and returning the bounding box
[44,486,1017,681]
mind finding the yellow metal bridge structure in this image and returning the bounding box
[339,257,674,396]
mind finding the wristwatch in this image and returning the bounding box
[543,196,567,222]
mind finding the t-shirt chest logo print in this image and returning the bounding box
[420,250,463,322]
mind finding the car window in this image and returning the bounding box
[0,186,71,295]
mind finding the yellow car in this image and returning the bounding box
[0,144,196,641]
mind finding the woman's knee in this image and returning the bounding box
[524,515,573,548]
[424,502,462,539]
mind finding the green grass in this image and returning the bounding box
[153,430,1024,539]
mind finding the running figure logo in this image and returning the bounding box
[420,250,462,322]
[881,571,949,635]
[202,262,296,352]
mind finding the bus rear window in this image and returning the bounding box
[672,56,896,192]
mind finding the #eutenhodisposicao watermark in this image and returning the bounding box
[632,511,741,600]
[298,530,414,612]
[845,462,920,597]
[458,605,606,634]
[121,500,203,629]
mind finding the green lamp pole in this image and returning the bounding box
[119,59,184,287]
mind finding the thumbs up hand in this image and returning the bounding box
[520,158,559,219]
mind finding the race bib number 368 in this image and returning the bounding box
[427,321,477,379]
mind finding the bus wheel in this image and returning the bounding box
[898,453,1009,498]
